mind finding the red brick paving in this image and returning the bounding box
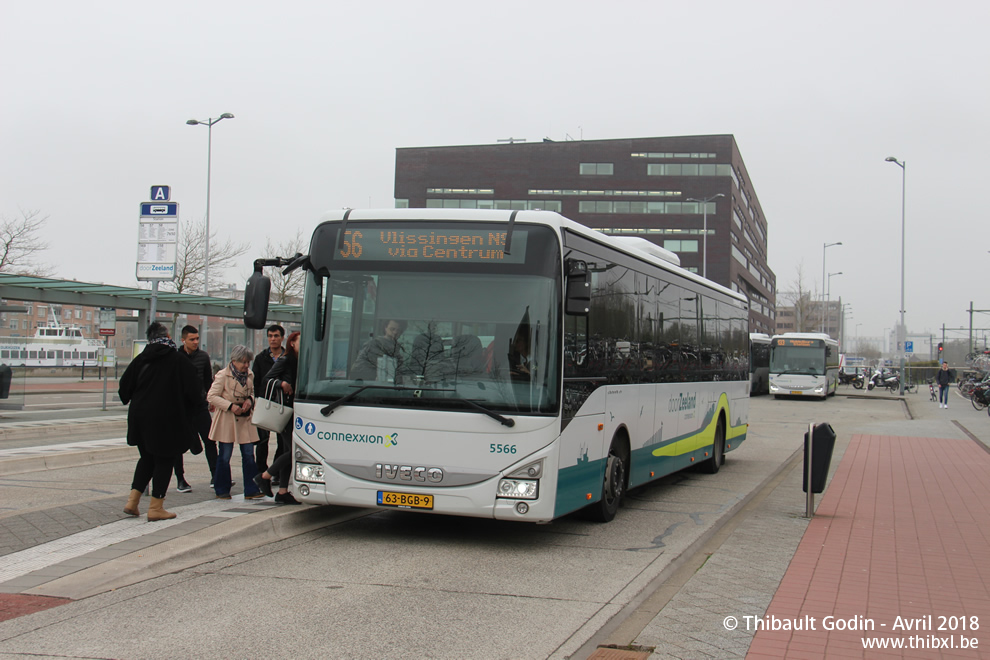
[0,594,71,622]
[748,435,990,658]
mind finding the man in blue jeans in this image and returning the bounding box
[936,361,953,408]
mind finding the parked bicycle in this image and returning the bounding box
[971,382,990,411]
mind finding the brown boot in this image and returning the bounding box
[147,496,176,521]
[123,489,142,516]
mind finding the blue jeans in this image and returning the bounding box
[215,442,261,497]
[939,385,949,405]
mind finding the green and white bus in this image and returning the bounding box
[768,332,840,399]
[245,209,750,523]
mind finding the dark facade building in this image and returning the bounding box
[393,135,775,333]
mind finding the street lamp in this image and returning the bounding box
[686,193,724,279]
[822,242,842,332]
[826,271,843,335]
[186,112,235,351]
[886,156,906,395]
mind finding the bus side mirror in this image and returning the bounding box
[565,263,590,316]
[243,270,272,329]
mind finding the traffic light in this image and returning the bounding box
[938,342,943,355]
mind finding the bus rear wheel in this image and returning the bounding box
[699,417,725,474]
[585,438,628,522]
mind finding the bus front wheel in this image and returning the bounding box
[585,438,628,523]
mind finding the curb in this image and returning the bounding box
[0,421,127,444]
[3,446,136,476]
[26,504,375,601]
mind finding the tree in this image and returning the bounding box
[0,209,54,276]
[159,218,249,295]
[262,229,308,304]
[778,263,819,333]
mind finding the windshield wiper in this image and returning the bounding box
[320,384,406,416]
[449,397,515,427]
[320,385,516,427]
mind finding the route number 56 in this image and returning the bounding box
[339,230,363,258]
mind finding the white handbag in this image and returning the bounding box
[251,379,293,432]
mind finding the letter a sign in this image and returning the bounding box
[151,185,171,201]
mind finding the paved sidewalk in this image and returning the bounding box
[747,433,990,658]
[628,388,990,659]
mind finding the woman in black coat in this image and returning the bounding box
[253,331,301,504]
[118,323,202,521]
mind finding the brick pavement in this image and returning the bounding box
[747,434,990,659]
[0,594,70,623]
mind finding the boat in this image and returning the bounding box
[0,309,105,367]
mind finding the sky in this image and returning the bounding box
[2,0,988,352]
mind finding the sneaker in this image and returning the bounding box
[245,493,266,500]
[216,493,232,500]
[176,480,192,493]
[274,492,302,505]
[253,474,274,497]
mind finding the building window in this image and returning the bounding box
[631,152,717,159]
[579,163,613,175]
[663,240,698,253]
[648,163,732,177]
[425,199,560,212]
[395,199,409,208]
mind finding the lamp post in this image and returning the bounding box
[821,242,842,333]
[826,272,843,336]
[686,193,725,279]
[885,156,906,395]
[186,113,234,352]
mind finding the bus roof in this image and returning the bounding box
[315,208,748,305]
[749,333,771,343]
[771,332,837,344]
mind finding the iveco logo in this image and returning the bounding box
[375,464,444,483]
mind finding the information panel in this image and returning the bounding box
[137,199,178,281]
[335,228,527,264]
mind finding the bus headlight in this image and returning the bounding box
[497,478,539,500]
[296,463,325,483]
[507,459,543,479]
[769,382,779,392]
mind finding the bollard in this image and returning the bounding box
[803,422,837,517]
[805,423,814,517]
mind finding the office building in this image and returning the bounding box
[394,135,774,332]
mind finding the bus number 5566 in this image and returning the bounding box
[490,444,516,454]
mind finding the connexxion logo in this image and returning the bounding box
[315,429,400,447]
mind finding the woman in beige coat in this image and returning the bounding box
[208,345,263,499]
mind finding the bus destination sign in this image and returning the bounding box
[775,338,820,347]
[336,228,528,264]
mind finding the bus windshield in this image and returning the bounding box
[770,342,826,375]
[297,222,561,415]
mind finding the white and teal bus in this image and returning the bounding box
[245,209,750,523]
[768,332,840,399]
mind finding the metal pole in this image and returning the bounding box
[806,422,815,518]
[702,204,708,279]
[102,336,109,411]
[150,281,159,323]
[821,245,826,333]
[899,163,906,395]
[202,120,212,353]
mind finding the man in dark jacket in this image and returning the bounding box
[252,324,284,479]
[177,325,215,489]
[119,322,202,521]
